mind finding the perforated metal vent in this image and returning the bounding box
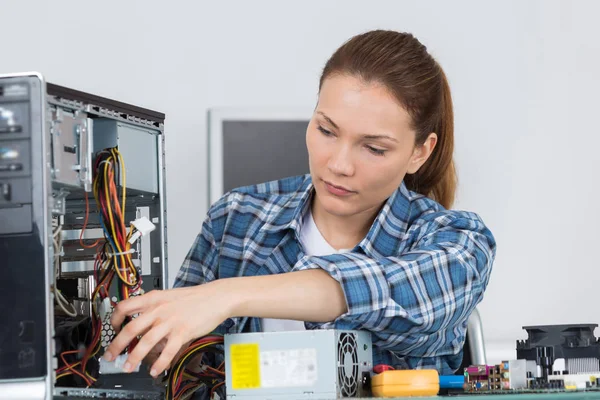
[337,332,359,397]
[100,297,116,349]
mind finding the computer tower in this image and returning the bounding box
[0,72,168,399]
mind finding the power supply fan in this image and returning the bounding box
[337,332,359,397]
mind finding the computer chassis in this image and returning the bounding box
[0,72,168,400]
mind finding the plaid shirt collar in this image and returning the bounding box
[259,175,414,258]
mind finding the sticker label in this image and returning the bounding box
[230,343,261,389]
[260,348,318,388]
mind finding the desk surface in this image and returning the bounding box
[360,394,600,400]
[54,388,600,400]
[55,393,600,400]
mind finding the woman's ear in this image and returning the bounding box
[407,133,438,174]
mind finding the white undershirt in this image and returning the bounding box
[262,209,350,332]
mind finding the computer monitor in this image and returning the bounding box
[207,108,313,206]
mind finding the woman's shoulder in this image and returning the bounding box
[400,188,494,245]
[402,187,486,225]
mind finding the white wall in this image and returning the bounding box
[2,0,599,363]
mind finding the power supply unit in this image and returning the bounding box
[224,329,373,400]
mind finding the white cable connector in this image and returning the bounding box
[128,216,156,244]
[99,354,140,374]
[99,297,112,321]
[108,248,136,257]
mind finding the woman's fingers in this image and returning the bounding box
[173,339,193,363]
[109,289,192,332]
[143,337,167,366]
[150,336,184,378]
[123,323,171,373]
[101,285,221,376]
[104,311,155,362]
[110,295,150,332]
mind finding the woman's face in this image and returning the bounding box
[306,74,436,218]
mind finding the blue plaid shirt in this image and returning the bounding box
[174,174,496,375]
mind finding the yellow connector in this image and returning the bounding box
[372,370,439,397]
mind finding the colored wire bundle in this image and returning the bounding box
[55,251,117,385]
[55,147,143,386]
[166,335,225,400]
[54,147,226,397]
[93,148,140,298]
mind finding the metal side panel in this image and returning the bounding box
[0,72,53,400]
[157,130,168,288]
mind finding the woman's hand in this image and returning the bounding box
[103,269,346,378]
[142,338,191,371]
[103,281,233,378]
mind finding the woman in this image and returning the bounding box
[104,29,496,381]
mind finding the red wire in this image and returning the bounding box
[176,382,199,400]
[60,151,114,385]
[204,366,225,376]
[59,350,93,386]
[210,382,225,398]
[56,350,80,373]
[81,318,102,374]
[190,336,224,346]
[107,167,125,245]
[93,249,102,284]
[173,337,224,394]
[79,194,100,249]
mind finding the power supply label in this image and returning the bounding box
[260,348,318,388]
[230,343,261,389]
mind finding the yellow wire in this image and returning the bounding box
[114,151,127,258]
[56,359,97,384]
[56,372,71,380]
[102,159,135,286]
[103,160,119,251]
[105,166,129,285]
[112,153,137,286]
[182,372,197,381]
[63,150,130,385]
[58,360,81,372]
[56,371,96,384]
[172,342,222,388]
[169,341,224,400]
[70,149,139,385]
[177,383,204,400]
[115,149,127,219]
[106,160,127,278]
[168,343,210,399]
[114,149,137,287]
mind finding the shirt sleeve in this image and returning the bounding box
[172,213,228,383]
[173,214,219,288]
[291,211,496,358]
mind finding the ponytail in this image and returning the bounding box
[404,70,457,209]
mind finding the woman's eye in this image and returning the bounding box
[317,126,333,136]
[366,145,386,156]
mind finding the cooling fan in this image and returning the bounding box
[337,332,360,397]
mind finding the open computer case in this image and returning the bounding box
[0,72,168,399]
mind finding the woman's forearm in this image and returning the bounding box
[217,269,348,323]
